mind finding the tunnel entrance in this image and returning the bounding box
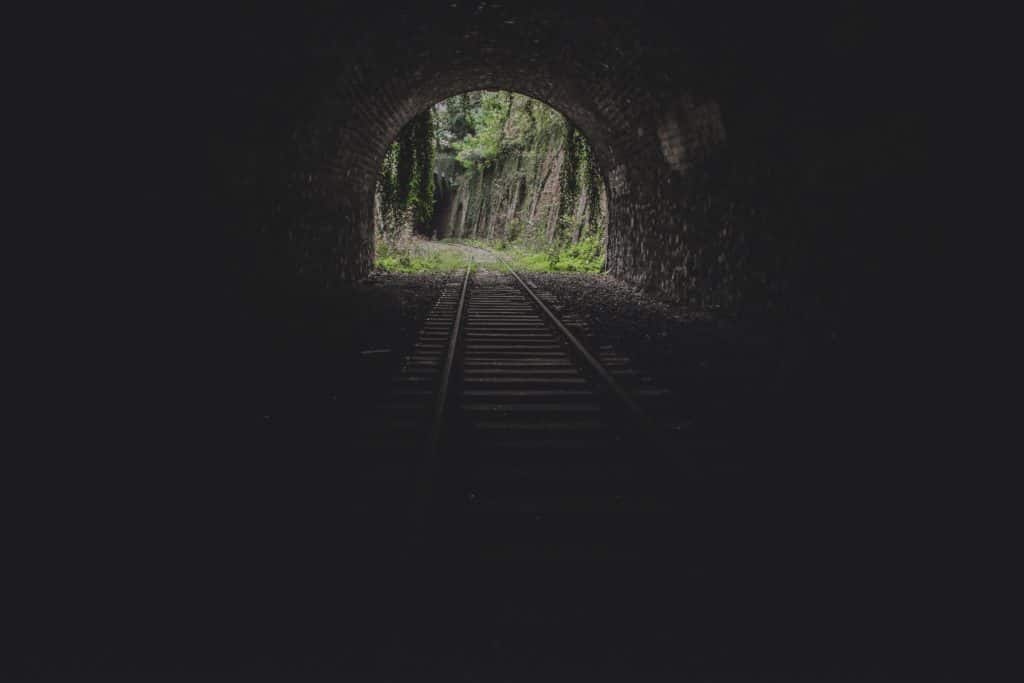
[372,90,608,274]
[248,16,746,307]
[201,2,915,320]
[20,3,959,680]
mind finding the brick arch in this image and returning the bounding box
[221,3,810,309]
[280,63,726,292]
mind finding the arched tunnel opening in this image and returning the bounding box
[249,56,737,306]
[17,3,972,681]
[373,90,610,270]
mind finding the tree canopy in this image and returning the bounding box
[441,91,565,171]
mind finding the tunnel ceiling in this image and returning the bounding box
[195,1,913,314]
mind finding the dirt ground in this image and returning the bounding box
[12,265,977,680]
[414,238,499,265]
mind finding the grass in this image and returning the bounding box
[445,235,605,273]
[375,239,471,273]
[374,232,606,274]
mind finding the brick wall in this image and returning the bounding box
[202,2,913,315]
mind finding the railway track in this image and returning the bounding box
[358,255,673,538]
[350,256,701,667]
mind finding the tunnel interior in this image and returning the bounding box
[208,2,895,315]
[14,3,972,680]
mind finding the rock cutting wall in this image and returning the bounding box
[442,119,606,245]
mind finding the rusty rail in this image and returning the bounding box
[493,253,646,420]
[429,263,472,455]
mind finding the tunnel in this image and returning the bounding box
[192,1,916,316]
[13,2,974,681]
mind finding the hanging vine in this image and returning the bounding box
[378,143,398,213]
[394,130,415,207]
[377,108,437,232]
[557,122,582,236]
[409,109,435,224]
[582,141,603,237]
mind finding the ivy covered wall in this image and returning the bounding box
[440,92,607,252]
[375,109,436,245]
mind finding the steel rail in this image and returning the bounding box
[493,253,646,420]
[429,263,472,454]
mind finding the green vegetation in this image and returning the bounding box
[375,90,608,273]
[439,91,565,173]
[378,108,436,240]
[447,236,604,273]
[375,239,470,273]
[500,239,604,273]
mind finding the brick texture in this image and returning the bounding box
[202,2,913,314]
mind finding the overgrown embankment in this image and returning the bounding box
[440,92,607,271]
[374,91,608,273]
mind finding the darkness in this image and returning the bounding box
[9,2,981,681]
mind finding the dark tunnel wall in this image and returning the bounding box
[17,7,975,675]
[187,1,921,317]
